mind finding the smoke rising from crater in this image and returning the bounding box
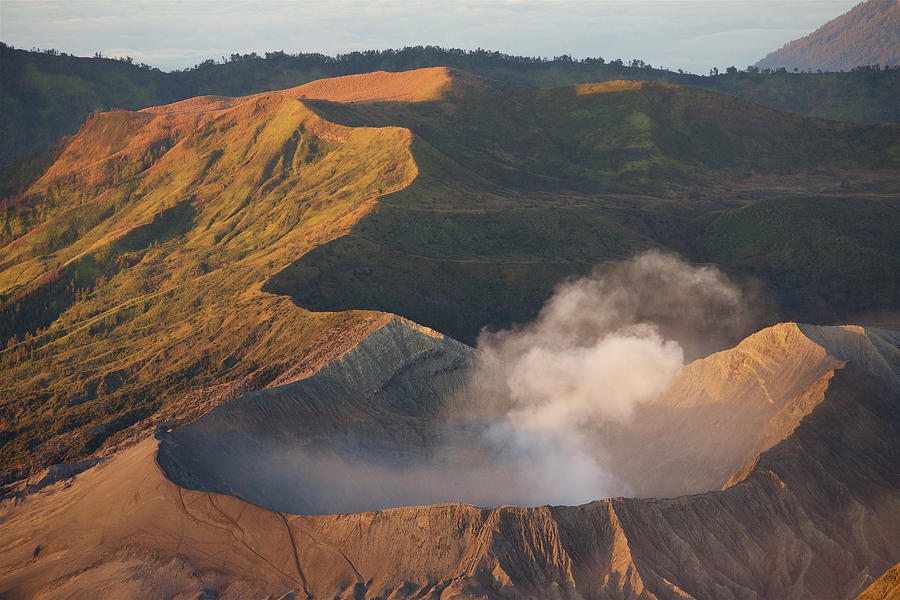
[164,251,759,513]
[318,250,755,509]
[449,250,753,506]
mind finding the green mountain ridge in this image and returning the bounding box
[3,42,900,168]
[267,74,900,341]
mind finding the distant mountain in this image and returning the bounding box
[757,0,900,72]
[3,43,900,167]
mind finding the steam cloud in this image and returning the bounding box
[446,250,752,506]
[210,251,757,513]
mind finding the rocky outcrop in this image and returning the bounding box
[156,315,474,514]
[603,362,898,599]
[598,322,896,497]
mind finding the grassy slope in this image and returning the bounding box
[0,88,418,469]
[697,196,900,319]
[3,43,899,167]
[0,47,177,167]
[700,69,900,123]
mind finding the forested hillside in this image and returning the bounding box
[3,42,899,167]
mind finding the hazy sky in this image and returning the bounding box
[1,0,859,74]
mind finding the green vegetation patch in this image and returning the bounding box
[697,196,900,319]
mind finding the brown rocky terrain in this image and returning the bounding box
[1,319,897,599]
[856,563,900,600]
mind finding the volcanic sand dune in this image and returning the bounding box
[3,320,897,599]
[855,563,900,600]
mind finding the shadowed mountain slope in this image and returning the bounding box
[264,75,900,341]
[757,0,900,72]
[697,196,900,320]
[1,321,897,599]
[2,68,899,474]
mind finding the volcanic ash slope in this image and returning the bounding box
[0,319,898,600]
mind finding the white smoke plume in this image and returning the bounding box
[181,251,757,513]
[448,250,753,506]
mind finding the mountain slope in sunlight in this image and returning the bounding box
[0,70,446,471]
